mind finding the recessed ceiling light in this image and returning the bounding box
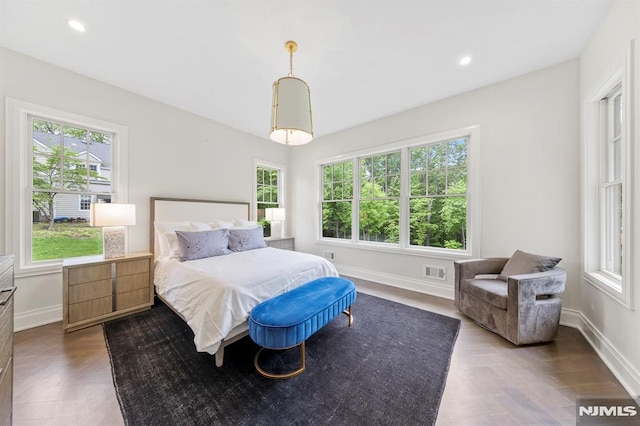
[459,56,472,66]
[68,20,86,32]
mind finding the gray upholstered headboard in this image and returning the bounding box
[149,197,250,259]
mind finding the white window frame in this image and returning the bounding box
[253,159,285,221]
[582,45,634,309]
[320,159,355,241]
[316,125,481,260]
[5,98,129,277]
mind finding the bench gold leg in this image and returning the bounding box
[342,306,354,327]
[254,341,306,379]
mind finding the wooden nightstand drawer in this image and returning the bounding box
[115,288,150,311]
[0,256,13,425]
[116,272,150,293]
[117,259,149,277]
[0,299,13,370]
[68,279,112,304]
[0,357,12,426]
[69,296,112,323]
[68,264,111,285]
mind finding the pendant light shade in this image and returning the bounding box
[269,41,313,145]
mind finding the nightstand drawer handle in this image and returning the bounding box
[0,287,16,305]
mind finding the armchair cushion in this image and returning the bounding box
[497,250,561,281]
[460,279,508,309]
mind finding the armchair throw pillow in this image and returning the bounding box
[497,250,561,281]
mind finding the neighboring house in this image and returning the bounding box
[32,131,111,221]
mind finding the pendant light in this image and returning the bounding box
[269,40,313,145]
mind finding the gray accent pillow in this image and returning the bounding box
[228,227,266,252]
[497,250,561,281]
[175,229,230,261]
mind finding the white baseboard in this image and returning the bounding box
[335,263,454,300]
[560,307,582,328]
[14,304,62,332]
[576,312,640,397]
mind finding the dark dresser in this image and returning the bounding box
[0,255,15,425]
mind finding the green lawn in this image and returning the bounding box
[32,222,103,261]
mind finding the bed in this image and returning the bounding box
[150,197,339,366]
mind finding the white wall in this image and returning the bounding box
[0,47,288,329]
[291,59,581,308]
[579,1,640,397]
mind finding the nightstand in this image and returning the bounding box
[264,237,295,251]
[62,252,153,332]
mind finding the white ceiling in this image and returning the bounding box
[0,0,612,140]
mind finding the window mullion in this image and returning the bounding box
[399,147,409,248]
[352,158,360,243]
[58,130,64,190]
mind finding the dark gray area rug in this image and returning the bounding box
[103,292,461,426]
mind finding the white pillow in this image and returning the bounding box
[232,218,258,228]
[190,222,213,231]
[155,221,191,258]
[210,219,234,229]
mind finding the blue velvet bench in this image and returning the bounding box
[249,277,357,379]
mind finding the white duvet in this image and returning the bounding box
[154,247,338,354]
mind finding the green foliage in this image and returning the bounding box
[408,140,467,249]
[32,222,103,261]
[359,181,399,243]
[33,119,111,143]
[322,201,352,238]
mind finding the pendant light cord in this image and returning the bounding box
[289,49,294,77]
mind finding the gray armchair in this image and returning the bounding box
[454,257,566,345]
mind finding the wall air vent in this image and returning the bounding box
[423,265,446,280]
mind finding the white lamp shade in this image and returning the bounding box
[265,207,286,221]
[91,203,136,227]
[270,76,313,145]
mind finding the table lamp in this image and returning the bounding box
[265,208,286,239]
[91,203,136,259]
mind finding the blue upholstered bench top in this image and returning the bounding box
[249,277,356,349]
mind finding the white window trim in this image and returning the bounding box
[5,98,129,277]
[252,159,286,221]
[316,125,481,260]
[582,42,634,310]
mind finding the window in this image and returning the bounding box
[583,62,633,308]
[6,99,128,275]
[322,160,353,239]
[255,162,284,237]
[601,86,623,278]
[79,195,93,211]
[409,139,467,249]
[31,119,113,261]
[359,152,400,243]
[256,165,281,218]
[319,127,478,258]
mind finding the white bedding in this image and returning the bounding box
[154,247,338,354]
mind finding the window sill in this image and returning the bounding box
[14,261,63,278]
[316,238,473,261]
[584,271,632,310]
